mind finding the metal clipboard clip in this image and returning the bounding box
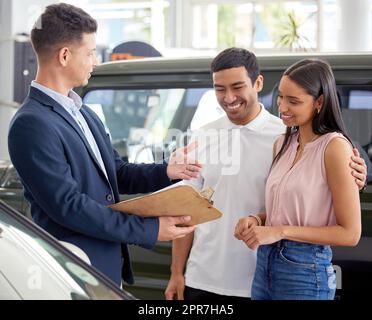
[200,187,214,205]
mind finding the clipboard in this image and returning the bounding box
[109,185,223,226]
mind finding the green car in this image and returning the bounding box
[1,54,372,299]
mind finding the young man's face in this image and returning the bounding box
[213,66,263,125]
[66,33,98,88]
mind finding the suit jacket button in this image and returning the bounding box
[106,194,113,202]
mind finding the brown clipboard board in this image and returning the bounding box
[109,185,222,226]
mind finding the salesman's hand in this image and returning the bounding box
[167,141,202,180]
[158,216,196,241]
[165,273,185,300]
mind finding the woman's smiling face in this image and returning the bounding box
[277,75,322,127]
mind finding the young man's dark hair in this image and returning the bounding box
[31,3,97,59]
[211,47,260,84]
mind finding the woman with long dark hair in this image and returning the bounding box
[235,59,361,300]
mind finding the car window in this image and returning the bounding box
[190,89,224,130]
[338,85,372,163]
[0,205,124,300]
[259,88,276,112]
[83,86,277,164]
[83,88,212,162]
[0,161,8,183]
[0,166,23,189]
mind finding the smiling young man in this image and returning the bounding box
[165,48,367,300]
[213,59,263,126]
[7,3,199,287]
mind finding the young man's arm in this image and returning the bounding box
[350,145,370,189]
[164,160,204,300]
[164,232,194,300]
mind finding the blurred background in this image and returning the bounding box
[1,0,372,160]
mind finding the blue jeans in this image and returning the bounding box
[252,240,336,300]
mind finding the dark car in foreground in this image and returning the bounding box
[1,53,372,299]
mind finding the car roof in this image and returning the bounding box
[92,53,372,76]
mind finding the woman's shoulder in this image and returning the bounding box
[322,131,347,140]
[322,132,352,150]
[324,132,353,162]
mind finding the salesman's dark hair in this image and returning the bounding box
[211,47,260,84]
[31,3,97,59]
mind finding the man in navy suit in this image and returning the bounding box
[8,3,199,287]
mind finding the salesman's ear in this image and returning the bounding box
[58,47,71,67]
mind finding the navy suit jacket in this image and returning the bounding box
[8,87,172,286]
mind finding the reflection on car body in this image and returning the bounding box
[0,200,133,300]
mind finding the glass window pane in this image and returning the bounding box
[338,85,372,162]
[84,88,213,162]
[190,1,317,51]
[255,1,317,51]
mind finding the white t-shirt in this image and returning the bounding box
[183,106,285,297]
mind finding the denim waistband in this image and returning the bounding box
[271,239,329,250]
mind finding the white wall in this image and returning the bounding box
[0,0,55,160]
[0,0,15,160]
[0,0,14,104]
[337,0,372,51]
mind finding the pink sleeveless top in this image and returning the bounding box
[265,132,351,227]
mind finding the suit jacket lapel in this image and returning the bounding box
[29,87,108,180]
[81,108,117,188]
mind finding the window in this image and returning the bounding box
[83,85,278,163]
[189,0,318,51]
[83,87,212,163]
[190,89,224,130]
[1,166,22,189]
[64,0,170,51]
[338,85,372,161]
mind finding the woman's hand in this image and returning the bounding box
[234,216,259,240]
[239,226,284,250]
